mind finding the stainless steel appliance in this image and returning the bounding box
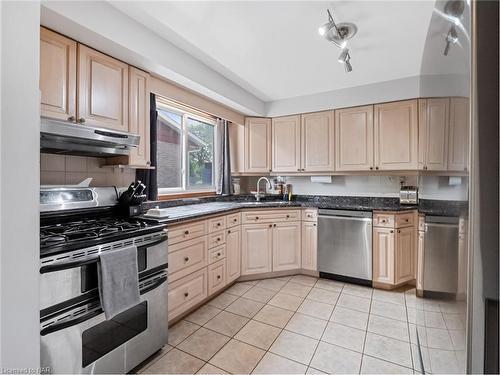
[399,185,418,205]
[39,186,168,374]
[40,117,140,157]
[423,215,459,296]
[318,209,372,285]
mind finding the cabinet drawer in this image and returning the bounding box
[208,259,226,296]
[168,236,208,282]
[209,244,226,264]
[208,216,226,233]
[395,212,415,228]
[208,230,226,249]
[168,220,207,245]
[226,212,241,228]
[168,268,207,321]
[373,213,395,228]
[302,209,318,222]
[242,209,301,224]
[418,215,425,232]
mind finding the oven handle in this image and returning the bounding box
[140,273,168,295]
[39,235,168,274]
[40,308,102,336]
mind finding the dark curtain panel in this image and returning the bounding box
[215,118,233,195]
[136,93,158,201]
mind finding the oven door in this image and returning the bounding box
[40,271,167,374]
[40,232,168,310]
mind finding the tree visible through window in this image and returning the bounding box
[156,99,216,194]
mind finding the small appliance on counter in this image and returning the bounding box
[119,180,148,216]
[399,185,418,204]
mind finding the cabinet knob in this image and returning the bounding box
[228,230,231,234]
[217,223,221,226]
[370,166,373,170]
[217,252,221,256]
[184,256,189,262]
[381,219,386,223]
[217,275,221,279]
[307,214,312,218]
[273,224,277,227]
[184,292,189,297]
[233,219,237,222]
[184,230,189,235]
[67,116,76,122]
[313,223,317,227]
[375,166,379,170]
[269,224,272,228]
[269,169,272,172]
[216,237,221,242]
[405,219,409,222]
[297,168,301,171]
[255,216,259,220]
[390,230,394,233]
[424,166,428,170]
[78,117,86,124]
[397,230,401,233]
[286,215,290,218]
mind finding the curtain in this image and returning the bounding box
[136,93,158,201]
[215,118,233,195]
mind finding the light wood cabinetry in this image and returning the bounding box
[40,27,77,121]
[272,115,301,172]
[448,97,469,171]
[373,227,395,284]
[226,226,241,283]
[272,222,301,271]
[374,100,418,170]
[78,44,129,131]
[127,67,150,166]
[168,236,208,282]
[168,268,208,321]
[241,223,273,275]
[418,98,449,171]
[335,105,374,171]
[395,226,415,284]
[208,259,227,296]
[301,111,335,172]
[168,220,207,245]
[245,117,272,173]
[301,221,317,271]
[229,123,245,174]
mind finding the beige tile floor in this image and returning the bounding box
[136,275,466,374]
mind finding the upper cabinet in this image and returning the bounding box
[301,111,335,172]
[374,100,418,170]
[40,27,77,121]
[127,67,150,166]
[335,105,374,171]
[78,45,129,131]
[272,115,301,172]
[418,98,449,171]
[448,97,469,171]
[245,117,272,173]
[229,123,245,174]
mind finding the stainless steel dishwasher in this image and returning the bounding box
[318,209,372,285]
[423,215,459,297]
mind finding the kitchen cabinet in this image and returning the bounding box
[127,67,150,166]
[373,227,395,284]
[272,222,301,271]
[301,111,335,172]
[168,268,208,321]
[229,123,245,174]
[374,100,418,170]
[448,97,469,171]
[40,27,77,121]
[208,259,227,296]
[272,115,301,172]
[241,223,273,275]
[335,105,374,171]
[226,226,241,283]
[418,98,449,171]
[78,44,129,131]
[245,117,272,173]
[301,221,317,271]
[395,226,415,284]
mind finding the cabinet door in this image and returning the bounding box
[395,227,415,284]
[272,222,301,271]
[128,67,150,166]
[373,227,395,284]
[78,45,129,131]
[241,224,272,275]
[335,106,374,171]
[301,111,335,172]
[245,117,271,172]
[301,222,317,271]
[229,123,245,174]
[448,97,469,171]
[420,98,449,171]
[374,100,418,170]
[416,231,425,292]
[40,27,77,121]
[272,115,301,172]
[226,226,241,283]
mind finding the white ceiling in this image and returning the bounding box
[110,1,435,102]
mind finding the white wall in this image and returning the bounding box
[0,0,40,368]
[418,175,469,201]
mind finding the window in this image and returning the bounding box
[156,98,216,195]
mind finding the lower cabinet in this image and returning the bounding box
[208,259,226,296]
[395,227,415,284]
[168,268,208,321]
[226,226,241,283]
[373,227,395,284]
[301,221,317,270]
[241,223,273,275]
[273,222,301,271]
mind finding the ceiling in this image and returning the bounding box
[110,1,435,103]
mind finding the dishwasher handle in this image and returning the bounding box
[319,215,372,223]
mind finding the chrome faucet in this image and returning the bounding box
[255,177,272,202]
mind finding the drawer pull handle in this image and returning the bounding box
[228,230,231,234]
[217,223,221,226]
[255,216,259,220]
[269,224,272,228]
[313,223,317,227]
[273,224,277,227]
[398,230,401,233]
[390,230,394,233]
[217,252,221,256]
[381,219,386,223]
[307,214,312,218]
[184,230,189,235]
[405,219,409,222]
[233,219,237,222]
[216,237,221,241]
[217,275,221,280]
[286,215,290,218]
[184,256,189,262]
[184,292,189,297]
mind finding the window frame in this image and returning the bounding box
[156,99,217,196]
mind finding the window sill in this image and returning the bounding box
[158,191,217,201]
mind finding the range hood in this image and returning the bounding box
[40,117,140,157]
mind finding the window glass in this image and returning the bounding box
[157,108,183,190]
[186,117,214,188]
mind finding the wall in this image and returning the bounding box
[40,154,136,187]
[0,0,40,368]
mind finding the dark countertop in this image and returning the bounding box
[141,195,467,225]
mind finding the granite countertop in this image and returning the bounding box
[141,195,467,225]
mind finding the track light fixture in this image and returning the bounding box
[318,8,357,73]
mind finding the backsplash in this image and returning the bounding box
[40,154,136,187]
